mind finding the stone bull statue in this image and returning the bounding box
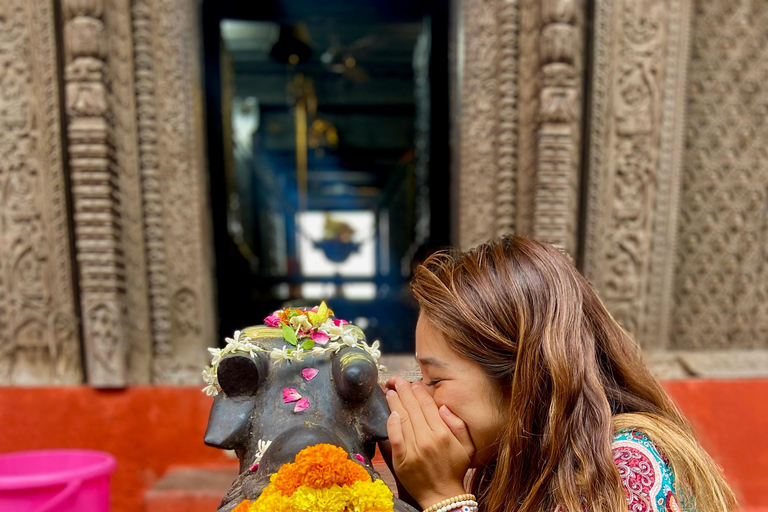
[203,318,418,512]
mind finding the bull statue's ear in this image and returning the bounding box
[203,352,269,450]
[218,353,269,398]
[331,346,378,403]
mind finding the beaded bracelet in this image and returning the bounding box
[423,494,477,512]
[435,499,478,512]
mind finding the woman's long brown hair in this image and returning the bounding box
[411,236,735,512]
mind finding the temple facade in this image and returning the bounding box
[1,0,767,385]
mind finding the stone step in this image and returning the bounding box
[145,465,238,512]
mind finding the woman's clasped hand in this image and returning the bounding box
[384,375,474,510]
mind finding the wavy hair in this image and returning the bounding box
[411,236,734,512]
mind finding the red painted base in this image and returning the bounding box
[0,381,765,512]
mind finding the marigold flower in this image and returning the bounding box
[245,479,393,512]
[271,444,371,496]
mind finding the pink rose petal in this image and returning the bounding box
[333,318,349,326]
[310,331,329,345]
[301,368,319,381]
[249,462,259,471]
[311,306,319,312]
[283,388,302,403]
[293,397,310,412]
[355,453,365,463]
[264,315,281,327]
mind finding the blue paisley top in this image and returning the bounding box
[612,429,683,512]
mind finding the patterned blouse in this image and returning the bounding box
[612,429,683,512]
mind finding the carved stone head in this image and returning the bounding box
[204,324,416,512]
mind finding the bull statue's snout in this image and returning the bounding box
[257,424,347,474]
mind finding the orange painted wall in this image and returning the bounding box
[0,381,766,512]
[0,388,231,512]
[663,380,768,510]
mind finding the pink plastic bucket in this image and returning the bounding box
[0,450,116,512]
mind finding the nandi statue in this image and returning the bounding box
[203,302,418,512]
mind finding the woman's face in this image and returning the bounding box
[415,314,508,467]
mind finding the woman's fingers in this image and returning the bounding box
[439,405,476,459]
[410,382,446,433]
[387,410,406,461]
[386,388,415,450]
[393,378,430,433]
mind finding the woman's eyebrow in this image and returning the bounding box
[416,356,449,368]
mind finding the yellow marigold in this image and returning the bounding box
[271,444,371,495]
[247,480,393,512]
[348,480,395,512]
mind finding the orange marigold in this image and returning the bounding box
[272,444,371,495]
[232,500,251,512]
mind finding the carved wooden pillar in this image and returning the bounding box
[0,0,82,385]
[583,0,692,350]
[532,0,583,256]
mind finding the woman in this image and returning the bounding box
[383,236,734,512]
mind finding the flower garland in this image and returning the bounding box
[249,439,272,471]
[202,302,385,396]
[232,444,394,512]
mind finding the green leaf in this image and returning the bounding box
[287,310,300,319]
[281,323,298,346]
[300,339,315,350]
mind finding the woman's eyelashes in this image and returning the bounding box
[425,379,444,387]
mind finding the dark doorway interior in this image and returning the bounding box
[202,0,451,352]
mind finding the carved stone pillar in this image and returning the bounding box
[532,0,583,255]
[63,0,131,386]
[131,0,216,383]
[456,0,584,255]
[583,0,693,350]
[2,0,216,386]
[457,0,520,249]
[0,0,82,384]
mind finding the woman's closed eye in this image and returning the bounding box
[425,379,444,387]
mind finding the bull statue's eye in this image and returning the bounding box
[217,353,268,397]
[331,346,378,403]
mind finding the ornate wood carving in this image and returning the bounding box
[0,0,82,384]
[583,0,692,349]
[672,0,768,349]
[532,0,583,256]
[457,0,520,249]
[134,0,215,383]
